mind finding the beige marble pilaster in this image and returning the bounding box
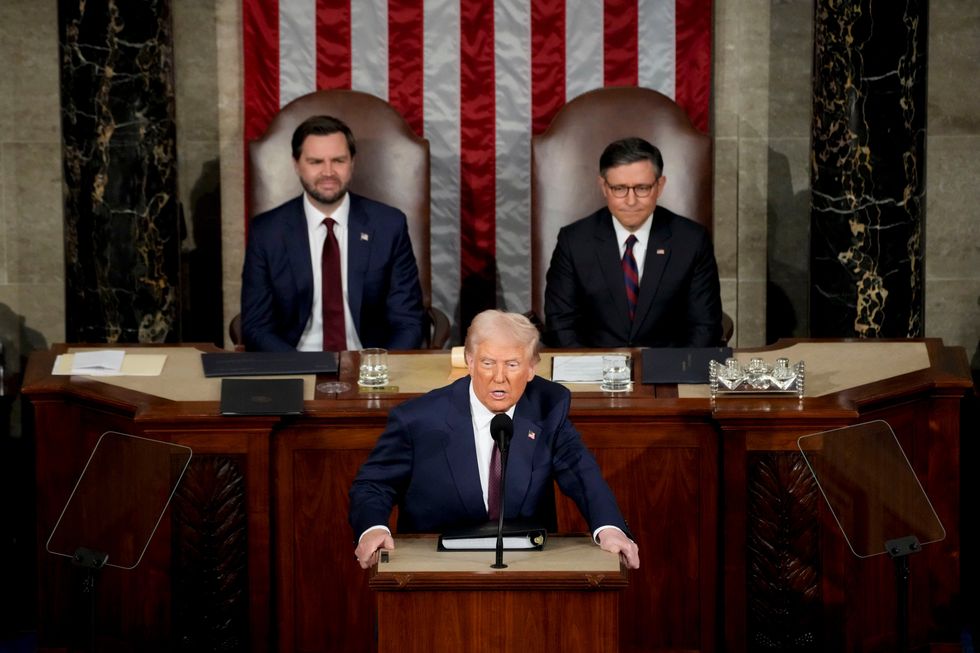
[0,0,64,355]
[925,0,980,355]
[713,0,771,346]
[216,0,245,350]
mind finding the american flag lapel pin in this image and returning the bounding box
[360,232,370,241]
[528,430,536,440]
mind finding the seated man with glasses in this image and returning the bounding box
[544,137,722,347]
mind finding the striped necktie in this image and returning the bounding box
[623,234,640,321]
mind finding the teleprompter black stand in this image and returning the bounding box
[45,431,193,653]
[798,421,945,653]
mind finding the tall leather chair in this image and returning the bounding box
[530,86,732,343]
[239,89,450,348]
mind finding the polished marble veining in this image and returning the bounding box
[810,0,928,337]
[60,0,180,342]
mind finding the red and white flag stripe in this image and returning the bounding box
[243,0,711,328]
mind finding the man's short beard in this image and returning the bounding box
[301,178,349,207]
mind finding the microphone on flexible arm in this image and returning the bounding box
[489,413,514,569]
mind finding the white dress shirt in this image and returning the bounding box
[611,212,655,281]
[296,192,364,352]
[468,382,517,511]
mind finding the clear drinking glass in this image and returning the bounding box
[600,354,631,392]
[358,348,389,387]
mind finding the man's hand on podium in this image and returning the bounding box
[355,529,394,569]
[598,529,640,569]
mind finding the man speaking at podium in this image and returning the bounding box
[349,310,640,569]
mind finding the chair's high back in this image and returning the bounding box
[530,86,712,320]
[249,90,432,308]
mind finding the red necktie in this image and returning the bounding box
[623,234,640,321]
[321,217,346,352]
[487,443,502,520]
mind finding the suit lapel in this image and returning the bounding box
[442,379,489,520]
[593,212,633,338]
[507,396,541,516]
[285,198,314,309]
[630,208,672,340]
[346,195,372,337]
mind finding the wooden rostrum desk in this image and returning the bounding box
[23,340,971,653]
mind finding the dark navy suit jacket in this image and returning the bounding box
[348,376,629,536]
[241,193,425,351]
[544,205,722,348]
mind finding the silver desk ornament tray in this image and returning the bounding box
[709,357,805,398]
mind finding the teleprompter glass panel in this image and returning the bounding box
[797,420,944,559]
[46,431,193,570]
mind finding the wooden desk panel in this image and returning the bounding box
[22,340,971,653]
[369,537,626,653]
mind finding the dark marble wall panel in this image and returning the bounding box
[59,0,180,343]
[810,0,928,337]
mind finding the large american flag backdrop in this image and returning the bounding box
[242,0,711,329]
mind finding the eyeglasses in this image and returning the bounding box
[603,179,659,198]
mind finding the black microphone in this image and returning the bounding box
[490,413,514,453]
[489,413,514,569]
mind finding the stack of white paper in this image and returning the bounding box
[52,351,168,377]
[70,350,125,375]
[551,355,605,383]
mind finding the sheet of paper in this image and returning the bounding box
[71,350,125,374]
[440,536,537,550]
[54,353,168,377]
[551,355,605,383]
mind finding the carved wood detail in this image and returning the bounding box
[171,455,249,652]
[746,451,822,651]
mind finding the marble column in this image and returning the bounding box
[810,0,927,337]
[59,0,181,343]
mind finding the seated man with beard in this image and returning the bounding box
[241,115,425,352]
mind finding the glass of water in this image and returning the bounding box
[358,348,389,387]
[600,354,631,392]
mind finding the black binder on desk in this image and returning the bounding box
[220,378,304,416]
[641,347,732,384]
[438,520,548,551]
[201,351,338,377]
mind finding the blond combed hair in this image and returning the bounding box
[464,310,541,364]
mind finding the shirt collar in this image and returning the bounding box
[468,379,517,431]
[303,191,351,230]
[611,210,654,248]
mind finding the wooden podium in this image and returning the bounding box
[368,536,628,653]
[22,340,971,652]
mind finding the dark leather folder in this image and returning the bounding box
[438,520,548,551]
[220,378,304,416]
[202,351,338,377]
[641,347,733,384]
